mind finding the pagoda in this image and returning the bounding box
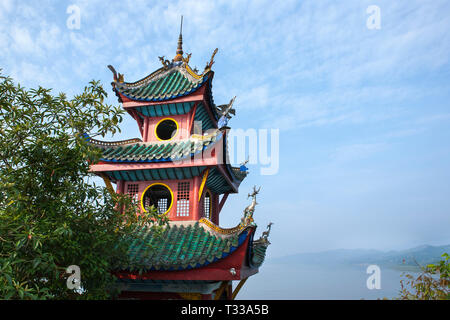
[88,20,271,300]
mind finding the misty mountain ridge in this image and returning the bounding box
[272,244,450,270]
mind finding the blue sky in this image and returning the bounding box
[1,0,450,258]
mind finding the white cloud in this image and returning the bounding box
[0,0,13,14]
[11,26,40,54]
[236,85,270,110]
[1,0,450,129]
[330,143,386,163]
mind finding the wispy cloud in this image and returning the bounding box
[1,0,450,259]
[330,143,387,163]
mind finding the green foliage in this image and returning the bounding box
[0,72,167,299]
[398,253,450,300]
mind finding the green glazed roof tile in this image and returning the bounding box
[90,130,222,163]
[114,67,209,102]
[117,222,251,272]
[250,240,270,268]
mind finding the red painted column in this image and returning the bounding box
[192,176,200,220]
[188,102,199,134]
[212,193,220,224]
[143,117,149,142]
[116,180,124,194]
[115,180,125,213]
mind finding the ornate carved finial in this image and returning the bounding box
[239,156,250,173]
[204,48,218,72]
[159,56,171,68]
[240,156,249,167]
[217,96,236,119]
[261,222,273,240]
[248,185,261,199]
[240,186,261,227]
[256,222,273,245]
[173,16,184,62]
[217,96,237,129]
[182,52,192,64]
[107,65,118,81]
[107,65,124,83]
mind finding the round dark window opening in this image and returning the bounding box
[156,119,178,141]
[142,184,173,214]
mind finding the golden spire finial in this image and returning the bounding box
[173,15,183,62]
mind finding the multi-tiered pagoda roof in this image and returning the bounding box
[88,20,271,299]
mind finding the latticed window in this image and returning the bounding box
[177,182,190,217]
[204,191,211,219]
[199,192,204,217]
[127,184,139,202]
[156,198,168,213]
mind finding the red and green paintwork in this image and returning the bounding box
[88,38,269,299]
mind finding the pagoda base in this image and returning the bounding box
[117,291,214,300]
[116,279,222,294]
[115,280,234,300]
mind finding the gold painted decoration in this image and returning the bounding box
[184,63,203,80]
[199,218,245,235]
[204,48,218,72]
[182,53,192,64]
[159,56,171,68]
[198,169,210,202]
[239,185,260,227]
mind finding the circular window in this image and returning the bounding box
[141,183,173,215]
[155,118,178,141]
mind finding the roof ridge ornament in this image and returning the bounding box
[182,52,192,64]
[173,15,184,62]
[217,96,236,129]
[239,156,249,173]
[204,48,218,73]
[107,65,117,80]
[107,65,124,83]
[254,222,273,246]
[260,222,273,243]
[239,185,261,227]
[158,56,172,69]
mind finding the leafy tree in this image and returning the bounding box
[398,253,449,300]
[0,72,167,299]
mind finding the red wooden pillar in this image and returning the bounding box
[143,117,149,142]
[188,102,199,134]
[212,193,220,224]
[116,180,125,194]
[192,175,200,220]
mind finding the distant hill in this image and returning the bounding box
[272,244,450,270]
